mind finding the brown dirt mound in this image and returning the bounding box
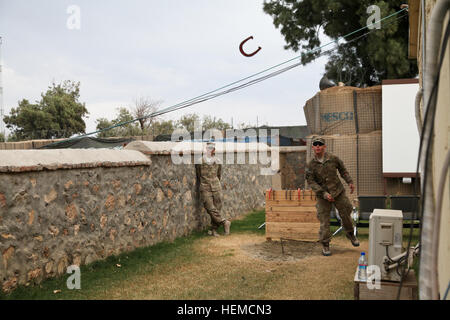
[241,239,321,262]
[241,239,356,262]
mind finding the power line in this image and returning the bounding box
[36,8,409,148]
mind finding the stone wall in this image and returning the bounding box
[279,147,307,190]
[0,148,271,292]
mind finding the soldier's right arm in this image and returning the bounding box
[305,162,326,199]
[335,155,353,185]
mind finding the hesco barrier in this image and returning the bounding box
[303,86,382,135]
[305,131,384,202]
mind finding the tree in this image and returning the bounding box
[176,113,200,133]
[95,118,115,138]
[150,119,176,136]
[3,81,88,140]
[96,109,235,139]
[96,107,141,138]
[263,0,417,86]
[132,96,163,133]
[236,122,252,130]
[175,114,232,133]
[202,115,232,131]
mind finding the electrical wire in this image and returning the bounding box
[289,13,409,136]
[135,12,409,122]
[444,281,450,300]
[384,245,395,263]
[136,10,408,119]
[37,8,408,149]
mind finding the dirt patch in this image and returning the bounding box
[49,233,365,300]
[241,239,318,262]
[240,238,357,262]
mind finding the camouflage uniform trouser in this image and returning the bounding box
[201,190,226,230]
[316,191,353,244]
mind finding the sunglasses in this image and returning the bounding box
[312,142,324,146]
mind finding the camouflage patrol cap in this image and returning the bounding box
[312,137,326,145]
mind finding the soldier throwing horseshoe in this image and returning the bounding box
[305,137,360,256]
[195,142,231,237]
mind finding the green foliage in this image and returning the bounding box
[176,113,232,132]
[177,113,200,133]
[96,107,142,138]
[202,115,232,131]
[263,0,417,86]
[0,132,5,142]
[96,109,236,138]
[96,108,179,138]
[150,119,176,136]
[3,80,88,141]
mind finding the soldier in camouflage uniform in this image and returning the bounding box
[305,137,360,256]
[195,142,231,236]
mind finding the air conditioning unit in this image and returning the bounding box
[368,209,403,282]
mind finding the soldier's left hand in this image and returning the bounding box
[349,183,355,194]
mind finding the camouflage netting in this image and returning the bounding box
[303,86,382,135]
[305,131,383,202]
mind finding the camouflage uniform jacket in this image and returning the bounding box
[305,152,353,199]
[196,160,222,192]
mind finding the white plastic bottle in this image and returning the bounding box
[358,252,368,281]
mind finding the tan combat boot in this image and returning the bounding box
[208,229,220,237]
[224,220,231,235]
[322,243,331,256]
[346,232,360,247]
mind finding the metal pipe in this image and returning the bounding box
[415,89,423,134]
[420,0,450,300]
[432,149,450,298]
[421,0,426,92]
[389,251,408,263]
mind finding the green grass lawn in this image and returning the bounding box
[0,210,267,300]
[0,210,421,300]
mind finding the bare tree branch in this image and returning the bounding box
[132,96,163,133]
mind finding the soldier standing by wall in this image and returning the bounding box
[196,142,231,237]
[305,137,360,256]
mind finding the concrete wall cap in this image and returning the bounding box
[0,149,151,172]
[125,140,271,153]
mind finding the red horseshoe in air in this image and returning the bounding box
[239,36,262,57]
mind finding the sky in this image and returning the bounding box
[0,0,330,135]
